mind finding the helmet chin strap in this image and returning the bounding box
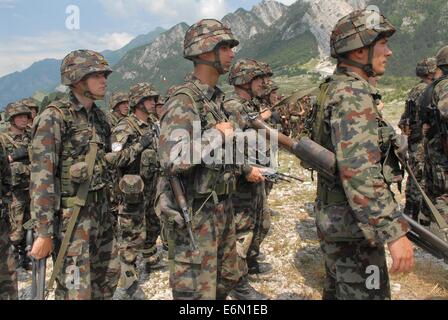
[192,46,226,75]
[81,81,104,100]
[338,44,377,79]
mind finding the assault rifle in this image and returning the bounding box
[248,115,448,263]
[24,220,47,300]
[257,166,305,184]
[168,175,197,250]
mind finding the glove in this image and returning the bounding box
[9,147,29,162]
[139,132,153,149]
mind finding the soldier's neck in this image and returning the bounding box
[9,125,24,135]
[134,109,148,123]
[234,87,251,101]
[193,65,219,87]
[72,90,94,111]
[338,63,369,81]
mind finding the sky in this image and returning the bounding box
[0,0,296,77]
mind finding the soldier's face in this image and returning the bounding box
[156,104,164,119]
[12,114,29,130]
[117,102,129,116]
[218,44,235,72]
[30,108,37,119]
[143,97,156,114]
[85,72,108,98]
[251,76,265,97]
[371,38,393,76]
[434,68,443,80]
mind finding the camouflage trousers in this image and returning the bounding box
[9,189,30,245]
[232,179,266,275]
[166,196,241,300]
[55,193,120,300]
[404,141,425,220]
[249,180,271,261]
[141,185,162,263]
[320,239,391,300]
[0,215,17,300]
[117,200,146,289]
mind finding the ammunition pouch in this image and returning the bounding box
[10,161,30,188]
[119,174,144,204]
[140,148,159,180]
[192,164,236,198]
[69,162,89,184]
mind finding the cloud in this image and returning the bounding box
[277,0,296,4]
[99,0,230,24]
[0,0,17,9]
[0,31,134,76]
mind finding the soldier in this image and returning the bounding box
[223,58,274,300]
[107,82,160,300]
[107,91,130,128]
[0,101,32,272]
[398,58,438,223]
[15,98,39,127]
[311,9,414,300]
[0,133,17,299]
[421,46,448,227]
[29,49,120,300]
[155,19,265,300]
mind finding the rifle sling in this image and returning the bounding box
[403,160,448,230]
[47,127,99,291]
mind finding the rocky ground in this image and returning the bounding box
[18,151,448,300]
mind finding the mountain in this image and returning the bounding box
[0,27,165,109]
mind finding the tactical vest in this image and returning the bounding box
[121,115,159,182]
[0,131,30,190]
[308,75,402,208]
[171,83,236,198]
[45,98,110,199]
[420,75,448,140]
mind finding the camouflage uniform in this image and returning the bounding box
[30,50,120,300]
[421,46,448,224]
[0,102,32,270]
[398,59,436,221]
[155,19,241,300]
[312,10,410,300]
[225,59,273,279]
[107,91,129,128]
[107,82,159,296]
[0,138,17,299]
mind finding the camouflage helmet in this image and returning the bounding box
[18,98,39,111]
[228,59,266,86]
[436,46,448,67]
[183,19,239,60]
[4,101,32,122]
[129,82,160,108]
[258,61,273,77]
[264,79,279,95]
[416,57,437,77]
[60,49,112,86]
[109,91,129,110]
[330,9,396,58]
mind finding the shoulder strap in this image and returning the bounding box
[47,126,99,292]
[0,132,19,149]
[126,116,144,137]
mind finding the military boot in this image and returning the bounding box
[247,259,272,275]
[229,277,269,300]
[138,254,167,282]
[113,281,146,300]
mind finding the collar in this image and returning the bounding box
[69,90,99,113]
[334,67,380,97]
[189,75,224,102]
[130,113,149,127]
